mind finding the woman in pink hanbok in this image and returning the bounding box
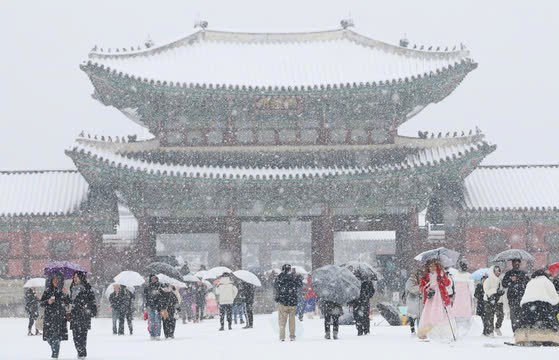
[418,260,456,341]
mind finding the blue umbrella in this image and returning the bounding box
[471,268,490,281]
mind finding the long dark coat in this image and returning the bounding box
[160,289,179,319]
[40,286,69,342]
[69,283,97,331]
[25,288,39,318]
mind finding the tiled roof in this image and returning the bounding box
[86,28,472,87]
[67,137,493,181]
[463,165,559,211]
[0,170,89,217]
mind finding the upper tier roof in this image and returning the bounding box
[87,28,472,87]
[463,165,559,212]
[0,170,89,217]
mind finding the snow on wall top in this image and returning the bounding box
[463,165,559,211]
[102,203,138,241]
[0,170,89,217]
[87,29,471,87]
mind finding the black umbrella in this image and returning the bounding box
[376,302,402,326]
[145,262,182,281]
[340,261,382,281]
[311,265,361,305]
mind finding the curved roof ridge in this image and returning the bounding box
[88,27,468,62]
[476,164,559,169]
[0,169,78,174]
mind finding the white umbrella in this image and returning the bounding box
[114,271,145,287]
[157,273,187,288]
[195,270,209,279]
[183,274,199,283]
[414,247,461,268]
[202,280,213,289]
[492,249,535,262]
[233,270,262,287]
[23,278,46,288]
[291,265,308,275]
[206,266,233,279]
[105,283,135,299]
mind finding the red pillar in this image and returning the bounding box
[219,212,242,270]
[311,207,334,269]
[135,209,156,269]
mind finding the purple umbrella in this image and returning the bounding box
[44,261,87,279]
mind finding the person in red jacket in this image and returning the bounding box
[417,260,456,341]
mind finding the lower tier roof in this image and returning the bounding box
[463,165,559,212]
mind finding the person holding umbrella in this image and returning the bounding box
[319,299,343,340]
[109,284,127,335]
[40,272,69,359]
[349,270,375,336]
[143,274,163,340]
[69,271,97,360]
[215,272,238,331]
[502,259,529,332]
[24,287,40,336]
[417,259,454,341]
[482,265,505,337]
[404,270,422,335]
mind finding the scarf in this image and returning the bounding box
[71,284,85,301]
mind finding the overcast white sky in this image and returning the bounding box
[1,0,558,170]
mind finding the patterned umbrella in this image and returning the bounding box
[492,249,535,262]
[414,247,461,268]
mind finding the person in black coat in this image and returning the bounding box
[194,282,207,322]
[109,284,127,335]
[123,287,135,335]
[160,285,180,339]
[25,287,40,336]
[502,259,529,332]
[473,276,487,318]
[40,272,69,359]
[242,283,255,329]
[319,300,343,340]
[273,264,301,341]
[143,274,163,338]
[350,272,375,336]
[69,271,97,359]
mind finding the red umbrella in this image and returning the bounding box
[548,262,559,277]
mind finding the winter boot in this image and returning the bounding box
[27,330,33,336]
[35,329,40,336]
[219,326,224,331]
[228,324,232,330]
[333,331,338,340]
[325,332,331,340]
[495,328,502,336]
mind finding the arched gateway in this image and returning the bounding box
[67,24,494,270]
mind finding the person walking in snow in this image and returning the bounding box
[69,271,97,360]
[514,269,559,346]
[109,284,127,335]
[482,265,505,337]
[502,259,529,332]
[194,281,207,322]
[474,274,487,319]
[25,287,40,336]
[179,284,195,324]
[273,264,300,341]
[240,282,255,329]
[350,270,375,336]
[143,274,163,340]
[122,286,135,335]
[160,284,180,339]
[319,299,343,340]
[232,280,246,325]
[404,270,422,335]
[452,260,475,336]
[417,260,455,341]
[215,273,238,331]
[40,272,69,359]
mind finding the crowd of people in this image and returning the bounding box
[403,258,559,346]
[21,257,559,358]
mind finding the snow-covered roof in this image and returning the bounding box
[334,231,395,242]
[463,165,559,211]
[68,137,492,181]
[0,170,89,217]
[86,28,471,87]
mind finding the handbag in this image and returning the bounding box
[160,309,169,320]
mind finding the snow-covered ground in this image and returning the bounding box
[2,315,556,360]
